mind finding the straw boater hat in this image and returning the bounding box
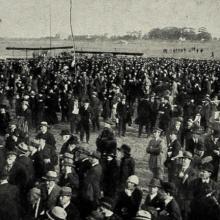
[134,210,151,220]
[46,206,67,220]
[40,121,49,127]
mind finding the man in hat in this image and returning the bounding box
[37,121,56,149]
[0,104,10,136]
[45,206,67,220]
[90,91,101,132]
[68,97,80,135]
[58,187,81,220]
[159,182,182,220]
[114,175,142,220]
[189,163,219,220]
[42,171,62,211]
[24,187,44,220]
[147,127,167,180]
[102,152,119,198]
[119,144,135,189]
[204,129,220,181]
[79,99,91,143]
[137,96,151,137]
[80,151,102,217]
[0,169,21,220]
[165,131,182,182]
[142,178,163,220]
[185,127,204,155]
[34,134,58,179]
[59,157,79,196]
[60,130,72,155]
[116,96,130,137]
[173,151,197,220]
[96,123,117,156]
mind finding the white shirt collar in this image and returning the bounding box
[63,201,71,209]
[0,180,8,185]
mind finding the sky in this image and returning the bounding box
[0,0,220,38]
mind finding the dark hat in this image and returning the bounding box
[100,198,114,211]
[46,206,67,220]
[67,135,79,145]
[120,144,131,155]
[60,130,71,136]
[162,182,176,195]
[35,133,47,140]
[6,151,18,157]
[201,163,214,173]
[0,104,7,109]
[213,129,220,138]
[15,142,29,154]
[181,151,193,160]
[60,187,72,197]
[148,178,161,188]
[195,143,205,151]
[152,127,163,133]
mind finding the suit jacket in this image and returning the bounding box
[160,198,182,220]
[82,164,102,205]
[147,137,167,169]
[0,182,21,220]
[45,184,61,210]
[114,187,143,220]
[37,131,56,148]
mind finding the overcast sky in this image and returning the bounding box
[0,0,220,38]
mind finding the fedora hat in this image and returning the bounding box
[43,171,58,181]
[181,151,193,160]
[46,206,67,220]
[60,130,70,136]
[148,178,161,188]
[60,187,72,197]
[201,163,214,173]
[15,142,29,154]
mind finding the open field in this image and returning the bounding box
[1,38,220,59]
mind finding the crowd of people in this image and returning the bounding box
[0,54,220,220]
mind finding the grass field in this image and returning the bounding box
[1,38,220,59]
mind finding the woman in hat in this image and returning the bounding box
[114,175,142,220]
[142,178,163,220]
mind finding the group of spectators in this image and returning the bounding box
[0,54,220,220]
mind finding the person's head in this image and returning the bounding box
[0,105,6,114]
[175,120,181,130]
[148,178,161,195]
[84,100,90,109]
[40,121,48,133]
[181,151,192,168]
[161,182,176,199]
[122,97,126,104]
[21,101,28,110]
[66,136,79,151]
[127,175,139,190]
[60,130,71,142]
[153,128,162,139]
[194,145,204,157]
[169,132,177,142]
[6,152,17,166]
[44,171,57,189]
[59,187,72,206]
[35,135,46,147]
[187,119,194,128]
[120,144,131,157]
[200,164,213,180]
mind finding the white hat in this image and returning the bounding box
[127,175,139,185]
